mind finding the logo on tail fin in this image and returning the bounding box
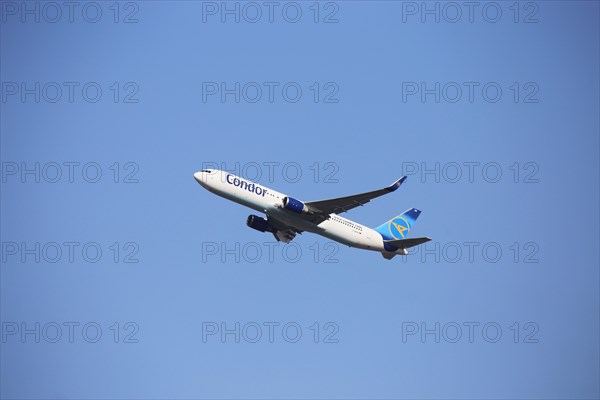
[389,217,410,239]
[375,208,421,241]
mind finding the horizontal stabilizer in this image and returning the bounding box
[384,237,432,249]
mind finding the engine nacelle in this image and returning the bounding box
[246,215,273,233]
[282,196,309,214]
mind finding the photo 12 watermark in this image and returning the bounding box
[1,162,140,184]
[399,241,540,264]
[1,241,140,264]
[200,1,340,24]
[401,161,540,184]
[1,82,140,104]
[201,81,339,104]
[2,321,140,344]
[200,241,340,264]
[201,321,339,344]
[200,161,340,184]
[1,2,140,24]
[401,82,539,104]
[401,321,540,344]
[400,2,539,24]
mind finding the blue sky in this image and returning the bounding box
[1,1,599,399]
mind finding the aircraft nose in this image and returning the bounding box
[193,171,204,184]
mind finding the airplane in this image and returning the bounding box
[194,169,431,260]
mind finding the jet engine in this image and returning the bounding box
[246,215,274,233]
[282,196,310,214]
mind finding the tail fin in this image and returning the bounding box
[374,208,421,240]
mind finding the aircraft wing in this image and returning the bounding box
[267,215,302,243]
[305,176,407,215]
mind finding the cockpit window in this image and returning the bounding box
[201,169,212,173]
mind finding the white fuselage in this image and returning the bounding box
[194,169,388,252]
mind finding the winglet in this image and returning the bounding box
[386,176,407,192]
